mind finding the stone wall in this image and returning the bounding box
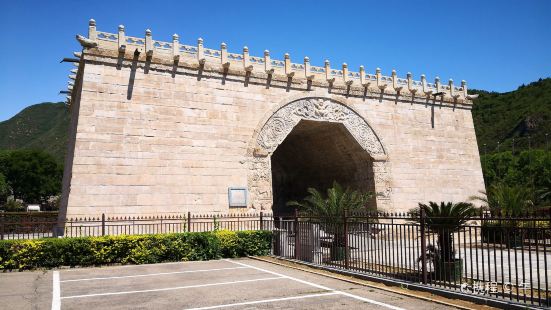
[59,21,485,219]
[61,58,484,218]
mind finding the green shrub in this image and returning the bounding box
[216,230,239,257]
[481,220,550,243]
[2,200,24,212]
[236,230,272,256]
[0,230,272,270]
[519,220,551,239]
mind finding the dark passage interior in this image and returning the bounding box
[271,120,376,217]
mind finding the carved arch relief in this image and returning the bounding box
[248,97,392,211]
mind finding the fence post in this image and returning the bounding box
[294,208,299,260]
[344,209,349,270]
[0,213,4,240]
[101,213,105,236]
[260,211,264,230]
[420,208,427,284]
[187,211,191,232]
[548,208,551,237]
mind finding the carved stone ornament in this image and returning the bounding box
[248,97,392,210]
[257,98,385,156]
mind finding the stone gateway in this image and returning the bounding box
[59,20,485,220]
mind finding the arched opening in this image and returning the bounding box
[271,120,376,217]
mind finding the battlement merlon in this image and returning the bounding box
[75,19,478,104]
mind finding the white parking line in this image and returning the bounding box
[60,260,221,272]
[51,271,60,310]
[183,292,341,310]
[61,266,249,282]
[336,291,406,309]
[61,277,285,299]
[224,259,331,291]
[224,259,406,310]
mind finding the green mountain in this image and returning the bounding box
[0,102,69,162]
[472,78,551,154]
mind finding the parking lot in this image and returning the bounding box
[1,258,460,309]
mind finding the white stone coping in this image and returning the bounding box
[76,20,473,105]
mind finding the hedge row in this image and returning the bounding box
[0,230,272,270]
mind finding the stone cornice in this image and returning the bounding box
[70,19,477,107]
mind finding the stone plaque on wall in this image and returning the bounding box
[228,187,248,207]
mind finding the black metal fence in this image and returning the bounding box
[2,210,550,307]
[0,212,59,239]
[0,212,273,239]
[272,211,551,308]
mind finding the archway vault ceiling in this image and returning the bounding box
[270,120,376,216]
[273,120,370,176]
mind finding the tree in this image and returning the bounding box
[470,183,533,216]
[0,172,9,203]
[287,181,373,218]
[480,150,551,208]
[1,150,63,205]
[411,202,477,263]
[287,181,373,247]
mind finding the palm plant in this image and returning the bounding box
[411,201,476,263]
[287,181,372,247]
[469,183,533,216]
[537,187,551,204]
[535,177,551,207]
[470,184,534,247]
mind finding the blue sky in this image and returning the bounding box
[0,0,550,121]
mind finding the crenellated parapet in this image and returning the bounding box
[69,19,478,106]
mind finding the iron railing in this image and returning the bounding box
[0,212,273,239]
[272,210,551,308]
[0,212,59,239]
[2,210,550,307]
